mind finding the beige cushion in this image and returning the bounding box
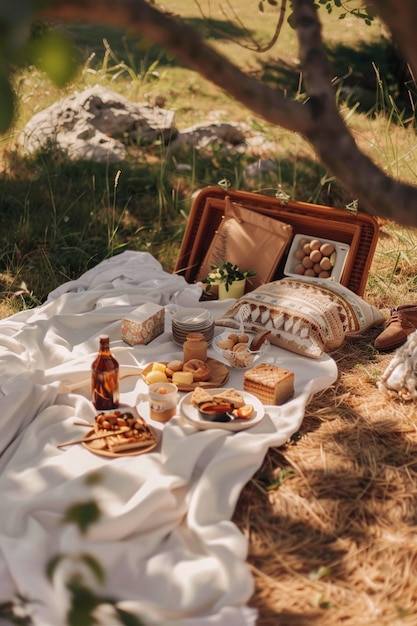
[215,277,385,358]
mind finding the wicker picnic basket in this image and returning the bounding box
[175,186,379,297]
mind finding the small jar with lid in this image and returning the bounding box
[183,332,208,362]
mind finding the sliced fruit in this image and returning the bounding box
[233,404,253,419]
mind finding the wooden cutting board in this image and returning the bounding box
[141,357,229,392]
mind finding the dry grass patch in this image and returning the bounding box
[233,224,417,625]
[235,326,417,625]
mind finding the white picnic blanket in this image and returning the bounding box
[0,251,338,626]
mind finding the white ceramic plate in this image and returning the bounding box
[179,387,265,431]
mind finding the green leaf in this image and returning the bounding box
[78,554,106,585]
[46,554,66,582]
[287,11,296,29]
[115,607,145,626]
[265,469,294,491]
[27,32,78,87]
[67,578,100,626]
[62,500,102,534]
[84,471,104,487]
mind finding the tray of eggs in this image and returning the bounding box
[284,234,350,283]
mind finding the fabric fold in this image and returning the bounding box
[0,251,337,626]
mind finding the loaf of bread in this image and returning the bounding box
[243,363,294,405]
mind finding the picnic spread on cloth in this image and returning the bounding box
[0,250,338,626]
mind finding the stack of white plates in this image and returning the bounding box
[172,307,215,347]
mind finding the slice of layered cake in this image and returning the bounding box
[243,363,294,405]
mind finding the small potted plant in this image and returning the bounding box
[202,261,256,299]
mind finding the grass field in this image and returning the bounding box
[0,2,416,314]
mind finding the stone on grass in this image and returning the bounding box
[19,85,177,163]
[19,87,278,166]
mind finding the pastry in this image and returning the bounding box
[183,359,211,382]
[166,359,184,377]
[213,388,245,408]
[243,363,294,405]
[190,387,213,407]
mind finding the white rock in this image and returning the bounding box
[19,85,177,162]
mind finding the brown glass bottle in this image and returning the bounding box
[91,335,120,410]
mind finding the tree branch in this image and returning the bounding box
[39,0,310,135]
[368,0,417,79]
[206,0,288,53]
[291,0,417,225]
[38,0,417,226]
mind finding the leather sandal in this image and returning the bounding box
[374,305,417,352]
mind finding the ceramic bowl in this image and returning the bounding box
[197,400,235,422]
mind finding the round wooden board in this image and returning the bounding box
[81,429,158,458]
[142,357,229,392]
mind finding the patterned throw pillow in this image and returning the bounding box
[215,277,385,358]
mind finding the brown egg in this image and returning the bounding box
[294,263,305,275]
[294,249,305,261]
[320,257,332,271]
[302,256,314,269]
[310,249,322,263]
[302,243,312,255]
[319,270,331,278]
[309,239,321,250]
[313,263,322,274]
[304,269,316,277]
[320,243,335,256]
